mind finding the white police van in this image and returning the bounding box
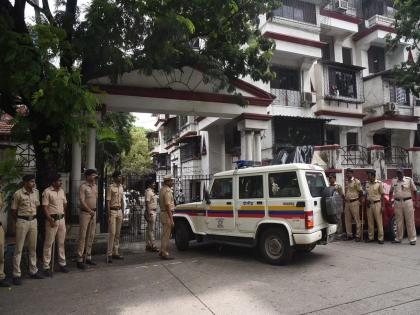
[173,163,339,265]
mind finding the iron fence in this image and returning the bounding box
[339,145,371,167]
[384,146,410,168]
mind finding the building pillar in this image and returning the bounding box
[254,131,262,162]
[245,131,254,160]
[87,128,96,169]
[333,38,344,63]
[71,139,82,215]
[356,44,370,76]
[240,130,247,160]
[408,148,420,182]
[369,145,386,180]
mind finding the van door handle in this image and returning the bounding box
[226,202,232,205]
[256,201,263,205]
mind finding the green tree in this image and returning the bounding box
[0,0,280,190]
[121,127,153,175]
[389,0,420,96]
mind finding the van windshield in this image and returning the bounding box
[305,172,327,197]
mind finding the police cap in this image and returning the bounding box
[163,175,174,182]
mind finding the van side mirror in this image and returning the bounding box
[204,190,211,204]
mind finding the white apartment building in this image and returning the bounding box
[150,0,420,202]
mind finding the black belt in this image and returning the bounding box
[395,197,411,201]
[51,214,64,221]
[347,198,359,203]
[110,207,122,211]
[371,200,381,204]
[17,215,37,221]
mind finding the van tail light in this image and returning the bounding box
[305,210,314,229]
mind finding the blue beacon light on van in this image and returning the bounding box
[235,160,261,169]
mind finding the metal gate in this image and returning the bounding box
[120,194,162,243]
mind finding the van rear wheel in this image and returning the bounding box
[259,228,292,265]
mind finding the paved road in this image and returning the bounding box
[1,240,420,315]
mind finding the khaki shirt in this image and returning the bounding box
[392,177,416,199]
[80,182,98,210]
[366,180,384,201]
[42,187,67,215]
[145,188,158,210]
[345,177,362,200]
[106,183,124,209]
[159,185,175,212]
[11,188,40,216]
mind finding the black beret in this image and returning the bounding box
[85,169,98,176]
[366,169,376,175]
[22,174,35,182]
[112,170,122,178]
[345,168,354,173]
[396,168,404,174]
[49,173,61,182]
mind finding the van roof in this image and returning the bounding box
[214,163,325,177]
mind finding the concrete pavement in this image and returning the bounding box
[1,240,420,314]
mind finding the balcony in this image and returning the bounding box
[320,0,362,36]
[153,153,170,171]
[363,71,420,120]
[270,89,302,107]
[180,137,201,163]
[367,14,394,28]
[363,0,395,28]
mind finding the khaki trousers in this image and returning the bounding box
[160,212,172,257]
[107,210,123,256]
[146,211,157,248]
[345,201,361,238]
[77,211,96,262]
[43,218,67,269]
[0,225,5,280]
[367,202,384,241]
[13,218,38,277]
[395,199,416,242]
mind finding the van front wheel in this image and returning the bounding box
[175,221,190,251]
[259,228,292,265]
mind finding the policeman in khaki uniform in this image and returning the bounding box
[43,173,69,274]
[159,175,175,260]
[344,168,363,241]
[106,171,124,263]
[0,188,11,287]
[390,169,417,245]
[145,180,158,252]
[76,169,98,269]
[11,174,44,285]
[365,170,385,244]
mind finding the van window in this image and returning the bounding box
[306,172,327,197]
[269,172,301,198]
[239,176,263,199]
[210,178,232,199]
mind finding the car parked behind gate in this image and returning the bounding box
[173,163,340,265]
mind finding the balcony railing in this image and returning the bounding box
[322,0,363,18]
[385,146,410,168]
[368,14,394,28]
[339,145,371,167]
[270,89,302,107]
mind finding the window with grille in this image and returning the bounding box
[271,0,316,24]
[328,67,357,98]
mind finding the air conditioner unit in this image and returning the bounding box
[303,92,317,106]
[384,102,397,114]
[335,0,349,11]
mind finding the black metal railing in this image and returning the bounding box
[384,146,410,167]
[339,145,371,166]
